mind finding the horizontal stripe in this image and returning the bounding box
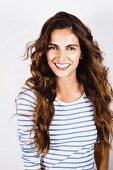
[19,91,36,101]
[17,97,35,105]
[15,85,97,170]
[55,105,93,112]
[17,103,35,108]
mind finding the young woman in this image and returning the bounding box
[15,11,113,170]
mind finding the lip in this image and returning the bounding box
[54,63,71,70]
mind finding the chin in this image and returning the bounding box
[54,73,70,78]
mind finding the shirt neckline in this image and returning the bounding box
[55,92,86,105]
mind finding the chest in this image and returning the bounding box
[49,100,97,145]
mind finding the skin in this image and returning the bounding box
[33,28,109,170]
[46,28,84,102]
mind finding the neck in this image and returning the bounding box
[56,75,84,101]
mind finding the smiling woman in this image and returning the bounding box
[15,11,113,170]
[46,28,81,78]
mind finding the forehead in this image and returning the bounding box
[49,28,79,44]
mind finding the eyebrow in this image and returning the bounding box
[48,43,79,47]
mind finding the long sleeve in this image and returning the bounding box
[15,85,41,170]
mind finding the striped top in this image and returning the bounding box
[15,85,97,170]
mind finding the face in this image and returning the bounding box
[46,28,81,78]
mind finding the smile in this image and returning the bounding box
[54,63,70,70]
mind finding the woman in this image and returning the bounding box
[15,11,113,170]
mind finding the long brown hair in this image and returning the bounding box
[23,11,113,155]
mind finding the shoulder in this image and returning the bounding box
[15,84,36,107]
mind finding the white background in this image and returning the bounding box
[0,0,113,169]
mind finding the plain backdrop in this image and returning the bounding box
[0,0,113,169]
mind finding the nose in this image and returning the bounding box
[58,50,67,62]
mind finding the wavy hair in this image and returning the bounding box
[23,11,113,155]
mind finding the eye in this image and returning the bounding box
[68,47,76,51]
[48,46,58,50]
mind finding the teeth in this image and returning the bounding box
[55,63,70,68]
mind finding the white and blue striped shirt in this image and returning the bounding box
[15,85,97,170]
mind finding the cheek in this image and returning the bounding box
[70,53,81,62]
[46,54,54,68]
[46,52,54,61]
